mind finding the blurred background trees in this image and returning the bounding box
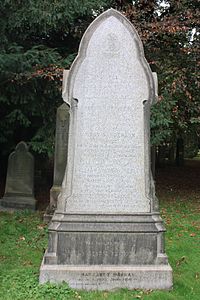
[0,0,199,165]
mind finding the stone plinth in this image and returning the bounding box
[40,265,172,290]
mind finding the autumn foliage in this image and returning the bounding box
[0,0,199,157]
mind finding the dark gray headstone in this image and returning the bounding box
[53,102,70,187]
[44,101,70,221]
[40,9,172,290]
[1,141,36,210]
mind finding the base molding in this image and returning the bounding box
[40,212,173,290]
[0,195,36,210]
[40,261,173,290]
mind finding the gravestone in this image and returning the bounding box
[1,141,36,210]
[44,85,70,221]
[40,9,172,289]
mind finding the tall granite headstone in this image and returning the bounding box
[1,141,36,210]
[40,9,172,289]
[44,93,70,221]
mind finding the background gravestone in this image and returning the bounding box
[0,141,36,210]
[40,9,172,290]
[44,97,70,221]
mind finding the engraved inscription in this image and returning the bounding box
[71,97,146,212]
[74,270,169,287]
[65,14,151,213]
[58,233,157,265]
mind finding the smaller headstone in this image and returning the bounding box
[44,91,70,221]
[0,141,36,210]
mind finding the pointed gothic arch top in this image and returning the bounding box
[62,8,156,106]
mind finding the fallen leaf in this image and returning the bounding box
[23,260,33,266]
[145,289,153,294]
[176,256,187,266]
[37,224,45,230]
[190,233,196,237]
[103,292,108,298]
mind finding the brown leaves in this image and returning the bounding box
[22,260,33,266]
[133,290,152,299]
[176,256,187,266]
[195,272,199,279]
[37,223,46,230]
[166,218,171,225]
[190,233,196,237]
[9,64,63,86]
[18,236,25,241]
[185,90,192,100]
[31,65,63,82]
[0,255,6,261]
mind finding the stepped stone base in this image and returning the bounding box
[39,212,173,290]
[40,262,172,290]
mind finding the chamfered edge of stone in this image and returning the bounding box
[49,212,165,225]
[39,262,173,290]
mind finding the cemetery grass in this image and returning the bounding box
[0,162,200,300]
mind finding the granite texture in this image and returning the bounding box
[60,10,156,214]
[40,8,172,290]
[40,264,173,290]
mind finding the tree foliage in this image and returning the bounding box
[115,0,199,146]
[0,0,199,158]
[0,0,112,156]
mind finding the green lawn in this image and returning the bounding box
[0,163,200,299]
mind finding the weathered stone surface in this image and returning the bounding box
[60,11,156,214]
[53,102,70,187]
[44,70,70,222]
[40,264,173,290]
[40,8,172,289]
[1,141,36,210]
[44,98,70,221]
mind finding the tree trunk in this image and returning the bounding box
[176,138,184,166]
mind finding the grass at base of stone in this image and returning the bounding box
[0,197,200,300]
